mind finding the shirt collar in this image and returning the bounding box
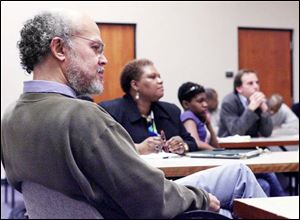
[23,80,77,98]
[238,94,248,109]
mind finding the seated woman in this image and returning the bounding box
[100,59,197,155]
[177,82,219,150]
[177,82,287,197]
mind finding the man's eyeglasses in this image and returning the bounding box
[71,34,105,54]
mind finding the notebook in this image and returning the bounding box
[186,148,265,159]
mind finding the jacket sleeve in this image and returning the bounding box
[258,112,273,137]
[220,100,260,136]
[67,104,209,219]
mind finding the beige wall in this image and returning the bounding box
[1,1,299,177]
[1,1,299,113]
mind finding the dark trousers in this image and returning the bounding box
[256,173,287,197]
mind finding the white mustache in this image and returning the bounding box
[97,67,104,74]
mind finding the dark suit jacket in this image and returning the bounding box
[100,94,198,152]
[218,92,273,137]
[291,102,299,118]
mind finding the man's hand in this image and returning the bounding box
[248,91,267,111]
[208,193,220,212]
[260,101,269,112]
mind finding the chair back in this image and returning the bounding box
[174,210,231,219]
[22,181,103,219]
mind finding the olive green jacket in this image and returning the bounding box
[1,93,209,219]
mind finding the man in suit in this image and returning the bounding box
[218,69,272,137]
[218,69,286,197]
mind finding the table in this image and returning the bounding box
[141,151,299,177]
[218,135,299,148]
[233,196,299,219]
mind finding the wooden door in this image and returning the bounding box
[238,28,293,106]
[93,23,136,103]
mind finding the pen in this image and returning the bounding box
[160,130,168,152]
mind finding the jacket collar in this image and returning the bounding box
[123,94,170,123]
[235,92,247,111]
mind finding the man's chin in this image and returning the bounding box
[89,81,104,95]
[91,88,104,95]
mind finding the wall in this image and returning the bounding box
[1,1,299,178]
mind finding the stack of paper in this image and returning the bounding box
[218,135,251,143]
[140,152,181,159]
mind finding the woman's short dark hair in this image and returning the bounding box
[233,69,257,93]
[120,59,154,94]
[17,11,73,74]
[178,82,205,106]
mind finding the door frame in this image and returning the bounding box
[93,22,137,103]
[238,27,294,103]
[97,22,137,58]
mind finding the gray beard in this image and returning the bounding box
[65,56,104,96]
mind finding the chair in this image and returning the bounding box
[22,181,230,219]
[174,210,231,219]
[22,181,103,219]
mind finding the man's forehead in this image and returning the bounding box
[242,72,258,82]
[75,21,99,35]
[64,10,99,37]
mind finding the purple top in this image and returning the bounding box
[180,110,207,142]
[23,80,76,98]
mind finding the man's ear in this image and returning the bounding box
[236,86,243,94]
[50,37,67,61]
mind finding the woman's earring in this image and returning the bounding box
[135,91,140,100]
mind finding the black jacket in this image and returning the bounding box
[100,94,198,152]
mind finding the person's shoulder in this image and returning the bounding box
[98,97,127,117]
[281,103,291,110]
[181,110,194,117]
[63,97,104,115]
[281,103,299,117]
[52,94,107,115]
[222,92,236,102]
[34,95,110,124]
[157,101,181,112]
[99,97,124,108]
[55,98,123,136]
[181,110,197,122]
[1,101,18,123]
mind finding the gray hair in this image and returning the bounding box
[17,11,74,73]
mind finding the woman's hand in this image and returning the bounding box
[135,136,164,155]
[165,136,187,155]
